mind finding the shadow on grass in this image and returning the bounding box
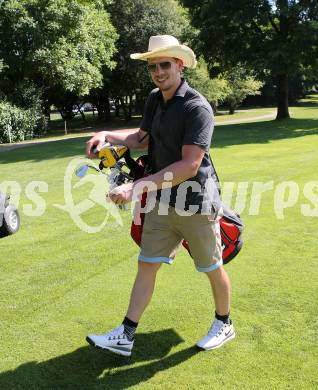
[0,329,199,389]
[0,137,90,164]
[0,117,317,164]
[214,117,318,148]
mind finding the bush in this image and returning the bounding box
[0,101,47,144]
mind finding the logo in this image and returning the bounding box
[54,157,123,233]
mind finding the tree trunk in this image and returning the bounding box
[228,100,236,114]
[115,98,120,117]
[210,101,217,115]
[96,102,103,120]
[104,97,111,121]
[119,97,129,121]
[135,93,144,115]
[59,110,66,121]
[276,73,290,120]
[229,106,235,115]
[77,103,86,121]
[43,102,51,123]
[276,3,290,120]
[128,95,133,120]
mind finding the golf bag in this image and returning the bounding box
[130,155,244,265]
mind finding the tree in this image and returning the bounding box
[0,0,117,117]
[185,58,229,111]
[181,0,318,119]
[93,0,189,121]
[223,67,263,114]
[185,59,263,114]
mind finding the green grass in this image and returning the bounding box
[0,106,277,151]
[0,107,278,154]
[0,99,317,389]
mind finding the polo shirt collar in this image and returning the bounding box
[174,79,189,97]
[156,79,189,101]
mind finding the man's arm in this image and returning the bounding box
[108,144,205,204]
[136,144,204,189]
[85,128,149,158]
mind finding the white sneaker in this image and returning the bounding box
[86,325,134,356]
[196,319,236,350]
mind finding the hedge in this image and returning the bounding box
[0,101,47,144]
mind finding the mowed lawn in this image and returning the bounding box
[0,99,317,389]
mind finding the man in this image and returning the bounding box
[85,35,235,356]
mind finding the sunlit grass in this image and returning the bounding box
[0,97,317,389]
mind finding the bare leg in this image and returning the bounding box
[206,265,231,316]
[126,261,162,323]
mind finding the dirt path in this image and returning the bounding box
[0,111,276,153]
[216,111,276,125]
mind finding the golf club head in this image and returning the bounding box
[75,165,89,178]
[75,164,108,178]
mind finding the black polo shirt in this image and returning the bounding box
[140,79,221,214]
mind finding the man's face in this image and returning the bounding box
[147,57,183,92]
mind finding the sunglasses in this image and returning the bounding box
[147,61,174,73]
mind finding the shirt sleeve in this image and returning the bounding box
[182,105,214,152]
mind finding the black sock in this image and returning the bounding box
[122,316,138,341]
[215,311,231,324]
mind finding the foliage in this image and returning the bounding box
[95,0,189,120]
[223,66,264,114]
[185,60,263,113]
[0,80,47,143]
[0,0,117,102]
[0,100,47,143]
[181,0,318,119]
[185,58,230,110]
[9,81,43,111]
[181,0,318,76]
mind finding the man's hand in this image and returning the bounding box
[108,182,134,205]
[86,131,108,158]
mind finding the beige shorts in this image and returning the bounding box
[139,203,223,272]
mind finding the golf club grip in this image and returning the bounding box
[123,151,144,179]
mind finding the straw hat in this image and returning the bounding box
[130,35,197,69]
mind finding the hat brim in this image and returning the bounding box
[130,44,197,69]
